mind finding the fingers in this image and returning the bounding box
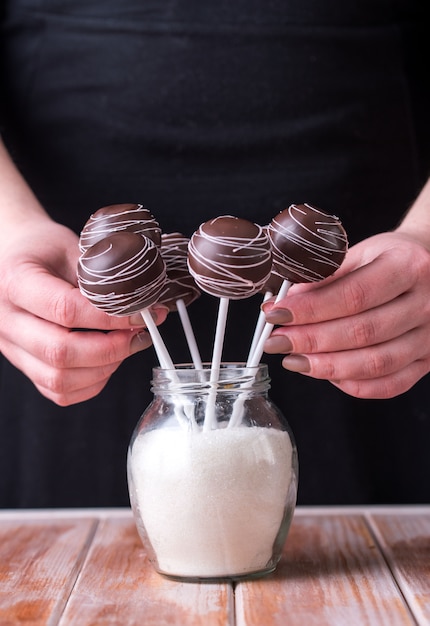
[264,237,429,326]
[0,266,169,405]
[280,325,427,378]
[0,312,155,405]
[6,267,169,331]
[280,326,430,399]
[329,359,430,399]
[261,234,430,399]
[3,308,152,366]
[265,290,429,356]
[34,374,117,406]
[264,260,399,326]
[0,219,172,405]
[0,332,123,405]
[264,289,430,399]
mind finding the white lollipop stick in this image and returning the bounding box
[204,297,229,431]
[228,280,291,429]
[246,279,292,368]
[228,290,273,430]
[176,298,203,370]
[140,309,175,370]
[247,291,274,364]
[141,309,200,429]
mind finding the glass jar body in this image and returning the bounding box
[127,363,298,581]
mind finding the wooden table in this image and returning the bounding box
[0,506,429,625]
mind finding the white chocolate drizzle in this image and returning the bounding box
[268,203,348,283]
[188,216,272,299]
[159,233,200,309]
[79,204,161,253]
[78,235,166,316]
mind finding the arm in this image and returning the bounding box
[396,177,430,246]
[0,138,167,405]
[262,179,430,399]
[0,138,52,231]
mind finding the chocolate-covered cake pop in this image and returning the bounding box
[188,216,272,299]
[268,203,348,283]
[79,203,161,253]
[159,233,200,311]
[77,231,166,316]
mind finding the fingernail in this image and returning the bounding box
[282,355,310,373]
[151,304,170,323]
[128,312,146,326]
[262,305,293,325]
[261,296,276,308]
[264,335,293,354]
[130,330,149,354]
[128,305,169,327]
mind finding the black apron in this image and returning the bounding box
[0,0,429,506]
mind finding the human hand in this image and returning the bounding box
[0,217,168,405]
[262,231,430,399]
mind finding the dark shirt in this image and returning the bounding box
[0,0,429,507]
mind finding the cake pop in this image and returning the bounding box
[246,203,348,369]
[79,203,161,253]
[268,203,348,284]
[187,216,272,299]
[188,216,272,429]
[77,231,177,370]
[77,231,166,316]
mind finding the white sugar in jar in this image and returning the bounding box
[127,363,298,581]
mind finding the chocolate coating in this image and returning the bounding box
[268,203,348,283]
[187,216,272,299]
[158,233,200,310]
[79,203,161,253]
[261,269,283,295]
[260,227,283,295]
[77,231,166,316]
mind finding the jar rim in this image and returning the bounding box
[151,362,270,393]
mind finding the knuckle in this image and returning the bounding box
[335,376,403,400]
[337,379,363,398]
[335,378,383,399]
[302,298,320,323]
[311,355,337,380]
[51,393,74,408]
[341,279,368,314]
[42,339,70,368]
[100,338,126,365]
[51,292,78,328]
[377,379,402,399]
[40,368,68,396]
[321,360,338,380]
[99,362,120,381]
[408,245,430,283]
[297,329,320,354]
[350,318,377,347]
[365,350,394,378]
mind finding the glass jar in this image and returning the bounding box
[127,363,298,582]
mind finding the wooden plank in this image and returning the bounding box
[367,513,430,625]
[235,514,414,626]
[60,517,234,626]
[0,516,97,626]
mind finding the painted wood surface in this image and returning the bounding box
[367,513,430,626]
[59,516,233,626]
[0,508,429,625]
[0,516,97,625]
[236,514,414,626]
